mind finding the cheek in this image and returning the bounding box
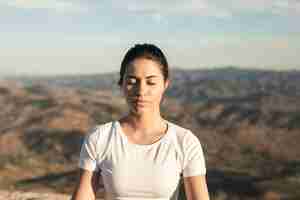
[150,88,165,101]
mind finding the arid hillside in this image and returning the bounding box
[0,72,299,199]
[0,190,70,200]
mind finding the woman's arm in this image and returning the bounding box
[71,169,100,200]
[183,175,210,200]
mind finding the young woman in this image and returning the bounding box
[71,44,210,200]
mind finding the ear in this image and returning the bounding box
[164,79,170,90]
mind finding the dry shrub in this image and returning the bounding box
[261,191,281,200]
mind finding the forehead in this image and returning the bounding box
[125,58,163,78]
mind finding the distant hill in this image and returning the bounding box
[4,67,300,103]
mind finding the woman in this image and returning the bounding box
[71,44,210,200]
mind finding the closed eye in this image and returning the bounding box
[148,82,156,85]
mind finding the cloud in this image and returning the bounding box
[111,0,300,18]
[2,0,88,13]
[209,0,300,16]
[272,0,300,15]
[2,0,299,17]
[112,0,232,18]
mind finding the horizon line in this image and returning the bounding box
[1,66,300,79]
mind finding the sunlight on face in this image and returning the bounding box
[121,58,169,115]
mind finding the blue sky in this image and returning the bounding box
[0,0,299,76]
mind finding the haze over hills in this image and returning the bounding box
[4,67,300,101]
[0,67,300,199]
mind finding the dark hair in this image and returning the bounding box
[118,43,169,86]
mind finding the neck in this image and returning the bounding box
[123,110,165,133]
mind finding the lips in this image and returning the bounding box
[129,99,150,105]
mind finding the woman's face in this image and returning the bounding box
[121,58,169,116]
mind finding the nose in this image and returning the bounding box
[136,81,148,96]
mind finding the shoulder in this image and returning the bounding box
[167,121,200,148]
[94,121,115,134]
[168,121,197,141]
[84,121,114,142]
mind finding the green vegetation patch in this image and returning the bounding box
[30,99,54,109]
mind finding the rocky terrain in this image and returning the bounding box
[0,190,71,200]
[0,68,300,199]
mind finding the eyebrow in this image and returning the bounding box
[126,75,159,79]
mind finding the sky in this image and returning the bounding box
[0,0,300,76]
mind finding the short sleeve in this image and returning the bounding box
[182,131,207,177]
[78,127,100,172]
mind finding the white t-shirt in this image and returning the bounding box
[78,120,207,200]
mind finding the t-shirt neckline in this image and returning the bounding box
[115,120,171,148]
